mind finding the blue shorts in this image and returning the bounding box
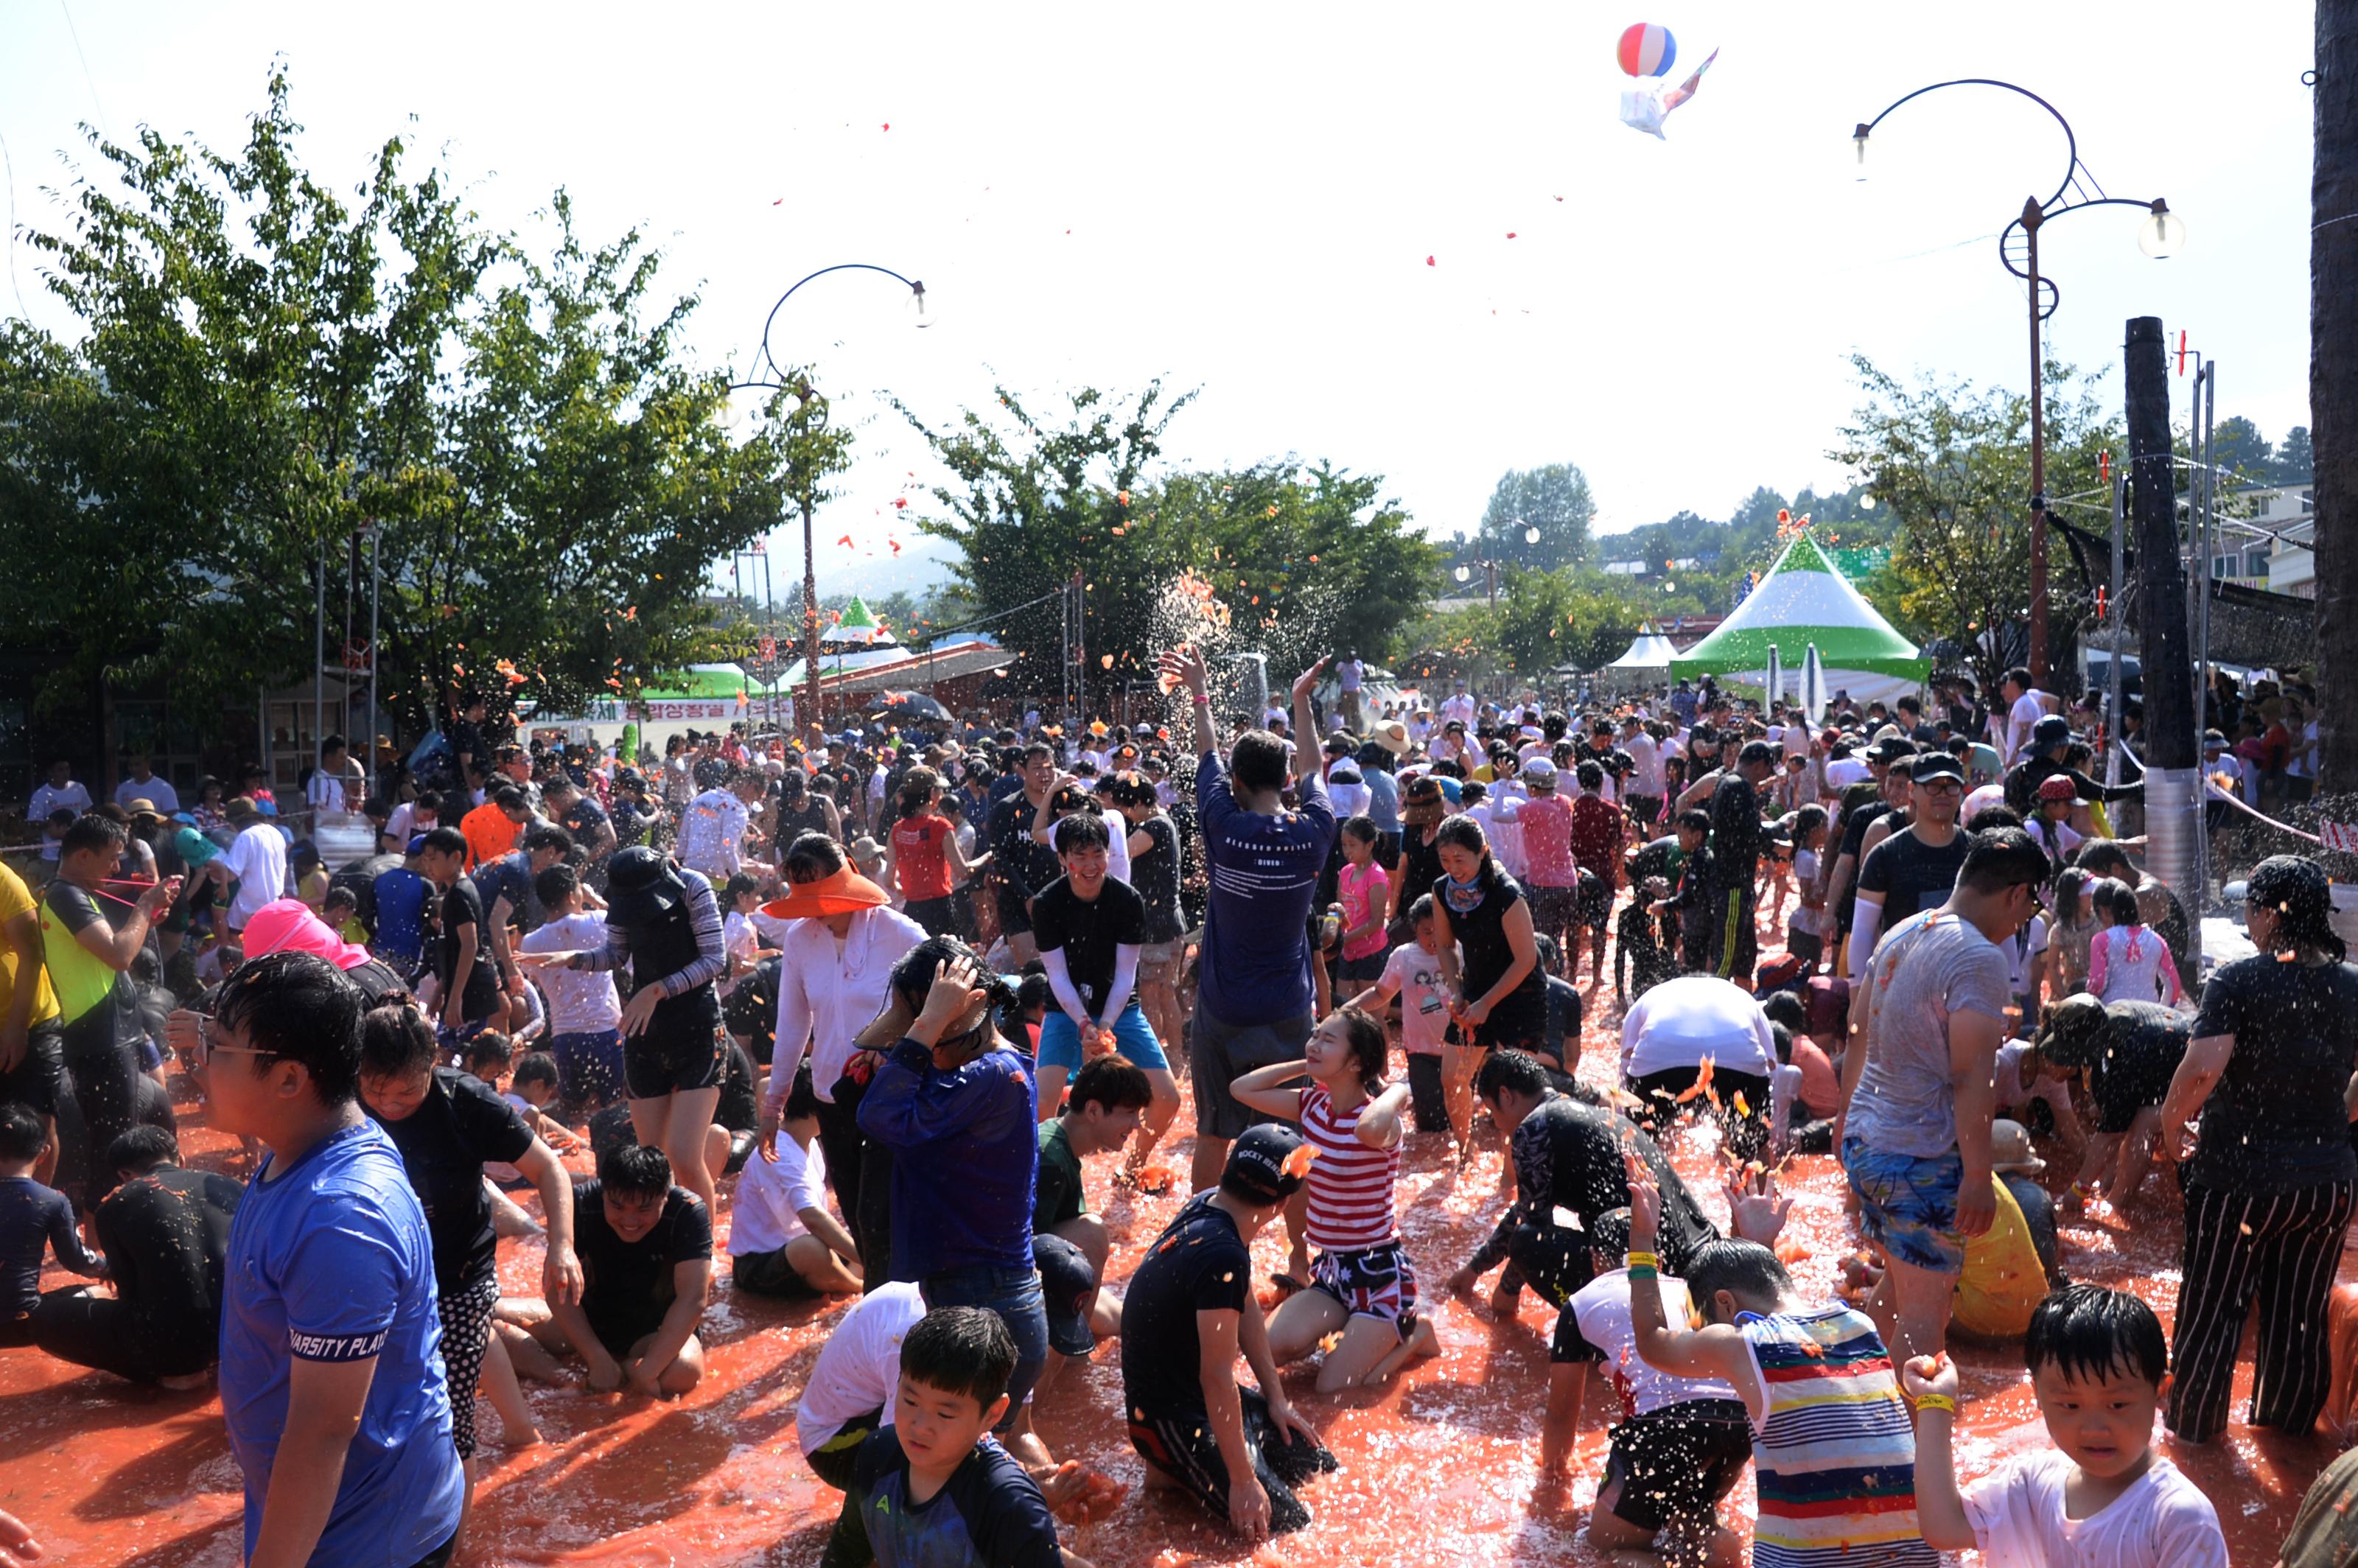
[1841,1135,1966,1275]
[550,1028,626,1107]
[1038,1000,1166,1072]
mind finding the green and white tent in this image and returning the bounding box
[1670,532,1928,710]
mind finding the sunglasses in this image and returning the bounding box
[189,1012,269,1069]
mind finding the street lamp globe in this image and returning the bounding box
[1859,492,1876,511]
[1523,525,1541,545]
[2137,200,2186,259]
[1455,565,1472,584]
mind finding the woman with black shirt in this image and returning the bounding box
[1429,812,1545,1161]
[2155,855,2358,1443]
[357,1006,578,1483]
[1108,772,1188,1064]
[1387,776,1450,937]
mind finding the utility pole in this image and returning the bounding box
[2316,0,2358,793]
[2127,315,2202,930]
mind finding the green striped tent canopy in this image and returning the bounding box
[1670,532,1926,704]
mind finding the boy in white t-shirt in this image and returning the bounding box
[1346,893,1453,1135]
[1905,1284,2226,1568]
[732,1068,862,1298]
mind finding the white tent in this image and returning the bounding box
[1605,624,1681,671]
[1670,533,1928,710]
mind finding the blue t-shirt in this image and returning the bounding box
[1363,766,1401,833]
[858,1039,1038,1281]
[222,1118,464,1568]
[0,1175,102,1317]
[371,867,432,966]
[848,1427,1063,1568]
[1194,752,1336,1025]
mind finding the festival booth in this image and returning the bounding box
[1669,533,1928,711]
[1597,623,1679,690]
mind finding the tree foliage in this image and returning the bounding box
[0,71,805,732]
[1829,354,2117,696]
[1472,463,1595,572]
[900,383,1443,703]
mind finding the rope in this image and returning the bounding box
[2208,783,2323,846]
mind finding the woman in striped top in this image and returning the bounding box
[1231,1007,1439,1391]
[1625,1162,1937,1568]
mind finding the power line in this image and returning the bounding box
[0,128,27,321]
[57,0,113,144]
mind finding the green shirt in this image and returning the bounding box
[1035,1119,1085,1231]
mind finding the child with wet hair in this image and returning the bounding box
[1903,1284,2225,1564]
[1625,1157,1937,1567]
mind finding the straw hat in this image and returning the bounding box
[1371,720,1411,757]
[1990,1119,2046,1177]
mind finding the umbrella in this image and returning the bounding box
[869,690,952,724]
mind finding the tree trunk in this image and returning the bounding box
[2317,0,2358,790]
[2127,318,2196,771]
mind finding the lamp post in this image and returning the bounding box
[1852,80,2182,687]
[731,264,928,740]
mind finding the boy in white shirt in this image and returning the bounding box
[1905,1284,2227,1568]
[518,865,626,1114]
[731,1069,862,1298]
[1347,894,1454,1135]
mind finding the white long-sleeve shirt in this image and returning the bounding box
[676,788,752,881]
[767,905,930,1107]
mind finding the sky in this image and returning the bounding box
[0,2,2317,598]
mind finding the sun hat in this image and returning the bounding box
[1989,1119,2047,1177]
[606,846,691,928]
[242,897,374,970]
[760,864,890,922]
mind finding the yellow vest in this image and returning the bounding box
[38,883,123,1026]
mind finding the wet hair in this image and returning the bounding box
[1791,804,1828,845]
[466,1030,515,1077]
[1340,815,1378,846]
[1474,1049,1553,1102]
[1406,892,1437,928]
[2024,1284,2167,1387]
[420,825,468,859]
[1532,931,1559,967]
[522,824,573,857]
[536,864,580,909]
[513,1051,561,1093]
[1738,740,1778,768]
[1768,1020,1794,1065]
[1435,812,1490,861]
[899,1306,1018,1412]
[1575,759,1603,791]
[785,832,847,882]
[780,1065,824,1121]
[2092,877,2143,926]
[2248,853,2347,959]
[1588,1208,1634,1259]
[321,886,359,914]
[1965,806,2023,832]
[214,951,364,1105]
[60,814,125,858]
[598,1141,673,1199]
[0,1102,45,1163]
[897,766,944,819]
[1323,1006,1389,1093]
[2050,864,2095,924]
[491,785,528,813]
[887,935,1019,1019]
[1685,1239,1792,1320]
[1052,811,1110,855]
[1230,729,1290,795]
[724,872,762,904]
[1068,1054,1153,1115]
[1021,742,1055,767]
[2074,841,2135,880]
[360,1003,440,1081]
[1759,990,1808,1035]
[1676,808,1711,835]
[108,1124,179,1175]
[1956,827,2054,895]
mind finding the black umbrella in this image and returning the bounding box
[869,690,953,724]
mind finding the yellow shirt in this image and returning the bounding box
[1951,1175,2048,1338]
[0,862,60,1027]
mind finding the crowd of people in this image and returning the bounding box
[2,648,2356,1568]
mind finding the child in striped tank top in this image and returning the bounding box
[1624,1158,1937,1567]
[1231,1007,1441,1392]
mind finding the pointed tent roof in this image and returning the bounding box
[1670,533,1926,681]
[821,597,899,646]
[1606,622,1681,670]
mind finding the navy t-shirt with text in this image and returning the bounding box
[1195,752,1335,1025]
[222,1118,464,1567]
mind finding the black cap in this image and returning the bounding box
[2032,715,2073,751]
[604,846,685,929]
[1222,1123,1309,1205]
[1910,753,1965,785]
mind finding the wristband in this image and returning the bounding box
[1913,1393,1956,1415]
[1624,1250,1659,1270]
[1191,693,1212,707]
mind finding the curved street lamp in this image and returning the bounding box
[730,265,928,734]
[1852,80,2181,685]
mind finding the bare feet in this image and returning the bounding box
[158,1370,211,1393]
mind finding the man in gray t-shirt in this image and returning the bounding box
[1835,827,2051,1368]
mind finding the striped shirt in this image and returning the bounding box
[1738,1304,1935,1568]
[1298,1084,1399,1252]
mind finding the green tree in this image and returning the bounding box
[2208,416,2275,486]
[0,71,800,732]
[1476,463,1595,571]
[2274,425,2315,483]
[901,383,1441,703]
[1829,354,2118,698]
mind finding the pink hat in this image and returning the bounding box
[242,897,373,971]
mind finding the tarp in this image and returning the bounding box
[1670,532,1928,708]
[1605,624,1680,671]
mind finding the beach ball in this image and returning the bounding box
[1616,21,1676,77]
